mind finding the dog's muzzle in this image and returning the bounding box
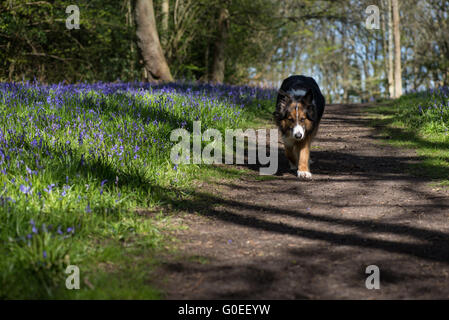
[293,125,305,140]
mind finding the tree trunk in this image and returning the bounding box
[126,0,135,77]
[387,0,395,98]
[134,0,173,82]
[363,44,370,102]
[380,0,389,98]
[161,0,169,47]
[210,7,229,84]
[392,0,402,97]
[201,44,210,81]
[341,25,349,103]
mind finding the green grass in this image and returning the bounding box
[366,89,449,186]
[0,82,276,299]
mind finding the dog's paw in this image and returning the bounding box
[297,171,312,180]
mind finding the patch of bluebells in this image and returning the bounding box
[26,218,75,243]
[0,80,276,227]
[414,86,449,134]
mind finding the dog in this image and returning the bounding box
[273,75,325,179]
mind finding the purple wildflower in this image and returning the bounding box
[20,184,32,195]
[44,183,56,193]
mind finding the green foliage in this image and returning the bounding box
[368,88,449,185]
[153,0,284,83]
[6,231,72,295]
[1,0,289,84]
[393,89,449,134]
[0,0,139,82]
[2,0,449,101]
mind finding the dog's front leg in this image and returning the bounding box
[297,139,312,180]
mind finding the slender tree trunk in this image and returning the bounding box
[342,62,349,103]
[392,0,402,97]
[387,0,395,98]
[358,65,363,103]
[282,45,287,79]
[363,44,370,102]
[126,0,136,77]
[342,25,349,103]
[381,0,389,98]
[413,63,418,91]
[8,58,14,82]
[134,0,173,81]
[202,44,210,81]
[210,7,229,83]
[161,0,169,47]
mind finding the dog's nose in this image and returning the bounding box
[294,133,303,139]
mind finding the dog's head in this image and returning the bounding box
[273,88,316,141]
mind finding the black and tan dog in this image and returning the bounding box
[273,75,325,179]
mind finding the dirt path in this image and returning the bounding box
[155,103,449,299]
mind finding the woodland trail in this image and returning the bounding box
[154,103,449,299]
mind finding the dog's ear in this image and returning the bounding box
[274,90,291,120]
[305,105,317,122]
[273,109,287,120]
[301,89,314,106]
[278,89,291,99]
[301,89,316,121]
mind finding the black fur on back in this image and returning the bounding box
[273,75,325,127]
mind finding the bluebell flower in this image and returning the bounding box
[20,184,32,195]
[44,183,56,193]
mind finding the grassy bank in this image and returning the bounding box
[0,81,275,299]
[367,87,449,186]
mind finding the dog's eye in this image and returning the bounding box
[289,118,294,123]
[300,118,306,122]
